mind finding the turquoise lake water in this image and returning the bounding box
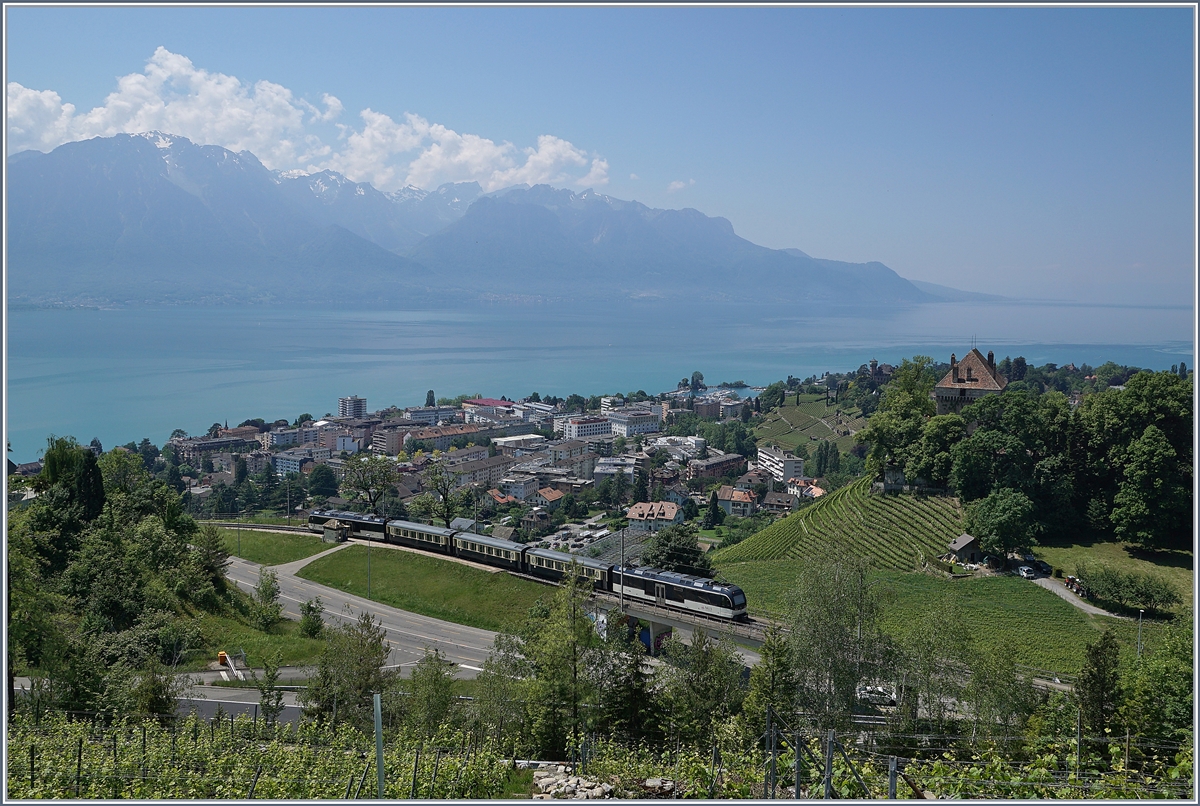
[4,300,1193,462]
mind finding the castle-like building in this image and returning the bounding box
[932,348,1007,415]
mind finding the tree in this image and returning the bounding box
[207,423,223,438]
[1077,629,1122,739]
[690,371,705,393]
[233,455,248,485]
[520,570,602,757]
[170,429,188,440]
[341,453,399,514]
[657,628,746,745]
[192,523,230,588]
[703,490,724,528]
[759,381,787,412]
[426,389,436,407]
[740,403,752,422]
[300,610,399,730]
[739,627,798,741]
[965,487,1036,556]
[631,470,649,504]
[307,463,338,498]
[904,414,966,488]
[592,613,659,745]
[251,567,283,631]
[1110,424,1191,549]
[409,461,469,528]
[253,650,286,727]
[403,647,457,738]
[1119,610,1193,742]
[1010,356,1027,381]
[786,552,885,731]
[638,523,711,576]
[299,597,324,638]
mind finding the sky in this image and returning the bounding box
[4,5,1196,304]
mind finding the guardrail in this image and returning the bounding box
[206,522,313,534]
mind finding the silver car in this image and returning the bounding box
[1018,565,1037,579]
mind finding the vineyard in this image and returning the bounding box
[753,394,866,453]
[6,712,522,799]
[713,477,964,570]
[8,711,1190,800]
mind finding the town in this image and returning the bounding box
[7,351,1193,799]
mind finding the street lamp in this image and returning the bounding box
[1137,609,1144,658]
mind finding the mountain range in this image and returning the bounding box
[6,133,973,307]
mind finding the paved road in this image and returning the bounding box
[1032,575,1124,618]
[225,543,498,676]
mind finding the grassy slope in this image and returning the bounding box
[754,394,865,453]
[1033,536,1194,610]
[297,545,550,632]
[715,559,1167,674]
[714,477,964,571]
[219,527,331,566]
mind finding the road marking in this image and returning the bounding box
[458,664,483,672]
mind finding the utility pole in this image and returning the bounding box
[1075,706,1082,781]
[367,532,372,600]
[1137,609,1144,658]
[286,480,291,526]
[793,733,801,800]
[823,730,834,799]
[765,705,774,799]
[888,757,897,799]
[619,527,626,611]
[374,693,385,798]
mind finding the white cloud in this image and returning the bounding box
[667,178,695,193]
[630,173,640,180]
[6,48,610,193]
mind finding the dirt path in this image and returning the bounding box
[1032,576,1126,618]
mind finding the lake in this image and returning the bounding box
[4,299,1193,462]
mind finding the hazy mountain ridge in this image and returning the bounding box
[8,133,948,306]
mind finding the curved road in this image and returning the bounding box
[225,542,499,675]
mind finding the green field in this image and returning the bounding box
[1032,536,1194,611]
[297,545,550,632]
[714,477,964,570]
[180,609,327,672]
[754,393,866,453]
[219,527,332,566]
[715,558,1166,674]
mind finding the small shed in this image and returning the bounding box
[322,519,350,543]
[948,533,980,564]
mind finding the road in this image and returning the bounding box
[1031,575,1124,618]
[225,542,499,676]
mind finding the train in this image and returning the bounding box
[307,509,748,621]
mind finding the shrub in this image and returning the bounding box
[1074,561,1181,613]
[299,597,324,638]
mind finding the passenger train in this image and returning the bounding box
[308,509,748,621]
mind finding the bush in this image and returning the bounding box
[299,597,324,638]
[1074,561,1181,613]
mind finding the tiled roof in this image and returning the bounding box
[537,488,565,501]
[935,348,1007,392]
[716,485,756,503]
[626,501,681,521]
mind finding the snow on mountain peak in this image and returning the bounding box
[137,131,178,149]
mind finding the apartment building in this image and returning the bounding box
[606,407,662,437]
[756,444,805,484]
[686,451,747,480]
[338,396,367,419]
[564,417,611,439]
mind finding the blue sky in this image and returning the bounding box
[5,5,1195,303]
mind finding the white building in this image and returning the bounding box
[564,417,612,439]
[607,407,662,437]
[402,406,456,426]
[757,444,804,484]
[338,396,367,419]
[499,474,542,501]
[260,428,301,449]
[593,456,639,483]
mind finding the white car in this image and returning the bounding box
[1018,566,1037,579]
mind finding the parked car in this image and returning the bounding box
[1035,560,1052,575]
[1018,565,1036,579]
[1023,554,1037,564]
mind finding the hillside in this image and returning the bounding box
[713,477,964,569]
[754,393,867,453]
